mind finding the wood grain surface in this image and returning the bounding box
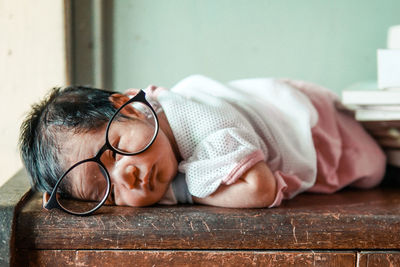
[16,250,357,267]
[15,187,400,250]
[357,251,400,267]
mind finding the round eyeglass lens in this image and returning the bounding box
[56,161,109,214]
[108,101,157,154]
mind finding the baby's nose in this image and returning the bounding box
[115,164,139,190]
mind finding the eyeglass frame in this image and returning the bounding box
[44,89,160,216]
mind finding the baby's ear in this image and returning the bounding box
[123,88,141,97]
[109,93,131,109]
[109,93,143,118]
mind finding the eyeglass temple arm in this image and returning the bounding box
[43,190,60,210]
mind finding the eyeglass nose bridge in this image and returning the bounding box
[93,143,112,161]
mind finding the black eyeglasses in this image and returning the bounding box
[45,90,159,216]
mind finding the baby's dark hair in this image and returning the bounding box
[19,86,118,193]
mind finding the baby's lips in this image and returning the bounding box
[141,166,155,191]
[141,170,151,186]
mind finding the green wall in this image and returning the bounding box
[112,0,400,94]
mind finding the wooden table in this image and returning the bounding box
[2,168,400,266]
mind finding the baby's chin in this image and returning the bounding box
[147,179,175,206]
[127,196,164,207]
[136,183,173,207]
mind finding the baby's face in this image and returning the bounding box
[60,116,178,207]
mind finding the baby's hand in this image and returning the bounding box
[192,161,277,208]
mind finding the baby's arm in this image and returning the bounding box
[192,161,277,208]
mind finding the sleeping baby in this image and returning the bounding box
[19,75,386,215]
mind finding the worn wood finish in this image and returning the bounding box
[16,250,356,267]
[357,251,400,267]
[15,187,400,251]
[0,169,31,266]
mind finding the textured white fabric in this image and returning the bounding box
[154,75,318,199]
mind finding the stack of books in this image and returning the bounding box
[341,25,400,166]
[342,82,400,121]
